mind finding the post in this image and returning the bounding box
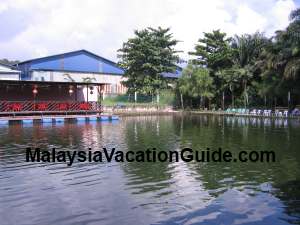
[222,91,225,110]
[180,94,184,109]
[86,84,88,102]
[134,91,137,103]
[288,91,291,110]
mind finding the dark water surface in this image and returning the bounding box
[0,115,300,225]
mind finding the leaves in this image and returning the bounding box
[118,27,180,94]
[178,63,214,102]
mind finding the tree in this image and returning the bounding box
[0,59,20,66]
[216,67,240,107]
[189,30,233,70]
[230,32,268,107]
[118,27,180,96]
[254,8,300,106]
[178,63,214,108]
[189,30,234,106]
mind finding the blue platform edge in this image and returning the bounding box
[77,117,87,122]
[22,119,33,123]
[88,117,98,121]
[0,115,119,125]
[54,118,65,123]
[42,118,53,123]
[0,120,9,125]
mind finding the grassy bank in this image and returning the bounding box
[102,90,175,107]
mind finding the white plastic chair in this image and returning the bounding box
[263,110,268,116]
[267,110,272,116]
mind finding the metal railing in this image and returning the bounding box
[0,101,101,112]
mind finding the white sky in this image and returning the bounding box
[0,0,298,62]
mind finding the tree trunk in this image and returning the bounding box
[180,94,184,109]
[222,91,225,110]
[244,81,248,108]
[199,96,202,109]
[230,85,234,108]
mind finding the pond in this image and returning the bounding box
[0,115,300,225]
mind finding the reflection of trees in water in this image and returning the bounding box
[121,116,179,194]
[1,115,300,222]
[274,180,300,223]
[177,115,300,195]
[171,115,300,223]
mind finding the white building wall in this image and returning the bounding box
[0,74,19,80]
[30,70,127,95]
[0,64,21,80]
[76,86,98,102]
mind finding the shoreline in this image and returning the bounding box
[106,108,300,119]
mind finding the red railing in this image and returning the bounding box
[0,101,101,112]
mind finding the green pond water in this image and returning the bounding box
[0,115,300,225]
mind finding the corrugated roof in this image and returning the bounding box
[16,49,120,68]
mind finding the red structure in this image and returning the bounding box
[0,80,103,116]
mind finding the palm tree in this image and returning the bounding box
[267,8,300,81]
[231,33,267,107]
[82,77,96,83]
[63,73,75,82]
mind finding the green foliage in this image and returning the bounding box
[229,33,268,107]
[102,90,175,107]
[189,30,233,70]
[178,63,214,108]
[188,30,234,106]
[182,8,300,109]
[118,27,180,95]
[0,58,20,65]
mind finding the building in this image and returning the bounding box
[0,50,127,115]
[0,49,181,115]
[0,62,21,80]
[16,49,128,100]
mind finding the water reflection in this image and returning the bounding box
[0,115,299,225]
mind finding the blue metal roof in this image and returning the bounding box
[16,50,124,78]
[161,66,182,78]
[16,49,181,79]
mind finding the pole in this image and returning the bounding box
[222,91,225,110]
[288,91,290,110]
[180,94,184,109]
[134,91,137,103]
[86,84,88,102]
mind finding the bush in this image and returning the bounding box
[101,90,175,107]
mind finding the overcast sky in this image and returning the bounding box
[0,0,299,62]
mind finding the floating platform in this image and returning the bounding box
[0,114,119,126]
